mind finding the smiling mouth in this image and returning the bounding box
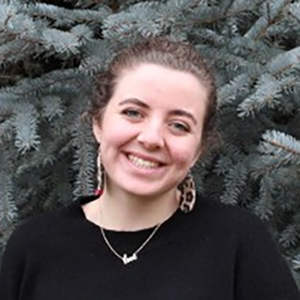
[127,154,161,169]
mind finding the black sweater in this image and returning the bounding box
[0,195,299,300]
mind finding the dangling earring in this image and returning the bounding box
[177,171,196,213]
[94,146,104,196]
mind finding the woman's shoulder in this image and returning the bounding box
[5,195,95,249]
[194,195,261,224]
[191,195,272,240]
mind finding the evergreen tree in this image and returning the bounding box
[0,0,299,286]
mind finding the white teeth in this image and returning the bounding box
[128,154,160,169]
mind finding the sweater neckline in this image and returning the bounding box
[69,195,186,235]
[64,195,192,257]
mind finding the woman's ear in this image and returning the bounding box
[191,142,203,167]
[192,151,201,167]
[92,118,102,144]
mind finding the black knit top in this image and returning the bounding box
[0,195,299,300]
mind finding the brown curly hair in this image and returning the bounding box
[89,37,218,153]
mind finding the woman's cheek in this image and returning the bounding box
[171,146,197,166]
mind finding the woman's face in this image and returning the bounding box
[93,63,208,198]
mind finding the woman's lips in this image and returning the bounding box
[125,151,166,166]
[127,154,160,169]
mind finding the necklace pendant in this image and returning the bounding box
[122,253,138,265]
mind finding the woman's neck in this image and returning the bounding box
[85,185,179,231]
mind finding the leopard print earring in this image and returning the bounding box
[177,171,196,213]
[94,146,104,196]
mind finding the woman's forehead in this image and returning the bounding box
[113,63,208,106]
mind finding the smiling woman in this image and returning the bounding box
[0,38,299,300]
[91,63,207,217]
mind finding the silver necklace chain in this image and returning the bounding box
[99,223,162,265]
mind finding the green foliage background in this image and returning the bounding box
[0,0,300,286]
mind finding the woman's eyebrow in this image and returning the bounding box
[119,98,149,108]
[169,110,198,125]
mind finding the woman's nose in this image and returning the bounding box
[137,122,165,150]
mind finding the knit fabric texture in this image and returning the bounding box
[0,195,299,300]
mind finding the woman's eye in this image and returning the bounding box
[170,122,190,133]
[122,109,142,119]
